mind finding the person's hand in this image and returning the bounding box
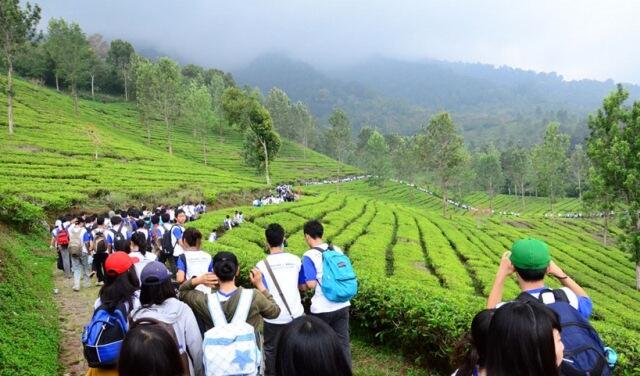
[547,260,565,278]
[250,268,265,290]
[195,273,219,287]
[498,251,515,277]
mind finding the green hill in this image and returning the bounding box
[0,77,359,215]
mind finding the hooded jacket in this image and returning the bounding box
[131,297,204,376]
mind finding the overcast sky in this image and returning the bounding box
[35,0,640,84]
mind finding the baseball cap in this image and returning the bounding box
[140,261,172,286]
[105,251,138,276]
[510,238,551,270]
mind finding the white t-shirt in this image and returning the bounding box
[302,244,351,314]
[136,228,149,241]
[257,252,305,324]
[179,250,214,293]
[130,251,157,279]
[208,232,217,242]
[170,224,186,257]
[68,226,90,253]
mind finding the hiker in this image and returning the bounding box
[90,216,110,286]
[149,214,164,253]
[68,217,92,292]
[171,209,188,266]
[223,215,234,231]
[85,252,140,376]
[275,315,352,376]
[208,229,217,243]
[130,231,157,279]
[54,217,73,279]
[176,228,213,293]
[135,219,148,241]
[486,238,615,376]
[485,301,563,375]
[451,309,495,376]
[178,251,280,336]
[158,213,176,273]
[300,220,354,368]
[487,238,592,317]
[130,261,203,376]
[256,223,305,376]
[118,320,187,376]
[108,215,130,252]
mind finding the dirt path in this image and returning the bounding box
[53,266,100,376]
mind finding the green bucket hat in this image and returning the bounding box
[510,238,551,270]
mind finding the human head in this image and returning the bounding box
[161,213,171,224]
[303,220,324,246]
[130,232,148,255]
[213,251,239,282]
[510,238,551,282]
[183,227,202,248]
[118,320,185,376]
[151,215,160,225]
[486,301,563,376]
[265,223,285,248]
[276,315,352,376]
[452,309,495,376]
[96,215,106,226]
[175,209,186,224]
[100,252,140,311]
[75,216,85,226]
[111,215,122,227]
[139,261,175,306]
[136,219,145,229]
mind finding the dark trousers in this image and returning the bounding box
[312,307,352,369]
[158,252,177,275]
[92,252,108,282]
[263,322,288,376]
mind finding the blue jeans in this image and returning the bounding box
[71,253,91,290]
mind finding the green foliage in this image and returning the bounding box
[531,122,570,209]
[0,195,43,230]
[106,39,135,100]
[587,85,640,288]
[325,108,353,165]
[0,228,59,375]
[363,130,391,185]
[473,144,504,209]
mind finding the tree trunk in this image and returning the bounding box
[603,213,609,246]
[55,74,60,91]
[521,182,526,210]
[636,263,640,291]
[578,175,582,201]
[303,133,307,159]
[95,148,98,160]
[489,179,494,211]
[123,69,129,101]
[165,114,173,155]
[91,74,95,100]
[7,61,14,134]
[203,139,208,166]
[72,84,78,114]
[146,120,151,145]
[261,139,270,185]
[442,183,448,217]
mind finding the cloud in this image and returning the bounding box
[35,0,640,83]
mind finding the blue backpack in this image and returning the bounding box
[518,289,613,376]
[313,245,358,302]
[82,304,129,368]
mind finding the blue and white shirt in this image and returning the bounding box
[302,243,351,314]
[499,286,593,319]
[256,252,306,324]
[171,224,185,257]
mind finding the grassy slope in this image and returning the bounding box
[0,227,58,376]
[0,77,359,212]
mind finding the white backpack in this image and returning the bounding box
[203,289,261,376]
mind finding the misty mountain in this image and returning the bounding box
[234,53,640,147]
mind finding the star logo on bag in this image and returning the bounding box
[231,349,252,369]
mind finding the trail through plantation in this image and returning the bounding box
[53,266,95,376]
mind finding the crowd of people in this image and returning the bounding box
[252,185,296,207]
[50,201,618,375]
[303,175,369,186]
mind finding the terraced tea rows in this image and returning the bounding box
[189,183,640,373]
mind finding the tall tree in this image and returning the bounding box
[587,85,640,289]
[511,146,532,209]
[570,144,589,200]
[87,33,109,99]
[201,72,226,140]
[266,87,297,140]
[474,144,504,210]
[154,58,181,155]
[133,57,155,145]
[363,130,391,185]
[222,87,281,184]
[0,0,41,134]
[107,39,134,100]
[182,82,215,165]
[325,108,353,179]
[44,19,92,114]
[532,122,570,211]
[292,101,316,157]
[419,112,469,216]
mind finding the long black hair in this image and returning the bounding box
[130,231,149,256]
[139,278,176,307]
[276,315,352,376]
[452,309,495,376]
[118,320,185,376]
[99,266,140,312]
[486,301,561,376]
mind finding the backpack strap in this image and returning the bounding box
[207,293,228,327]
[170,225,179,248]
[516,291,541,304]
[231,289,254,325]
[264,259,294,320]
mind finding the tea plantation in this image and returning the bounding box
[1,78,639,375]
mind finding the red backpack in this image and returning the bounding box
[57,227,70,246]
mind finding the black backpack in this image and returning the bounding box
[517,289,612,376]
[161,225,177,255]
[112,223,127,251]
